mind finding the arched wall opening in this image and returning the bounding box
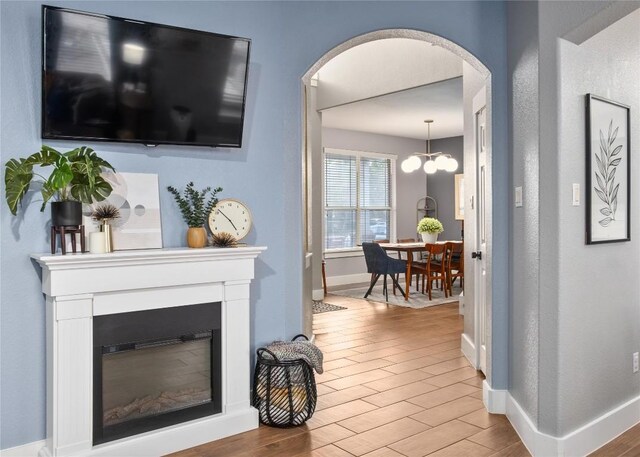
[299,29,499,385]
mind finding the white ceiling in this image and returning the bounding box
[320,77,463,140]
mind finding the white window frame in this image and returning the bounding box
[323,147,397,258]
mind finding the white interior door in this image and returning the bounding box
[472,88,488,375]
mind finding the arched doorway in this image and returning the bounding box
[300,29,496,387]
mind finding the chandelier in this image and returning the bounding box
[401,120,458,174]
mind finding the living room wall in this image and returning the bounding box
[0,0,508,449]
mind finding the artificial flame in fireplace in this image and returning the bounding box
[104,387,211,426]
[102,337,212,426]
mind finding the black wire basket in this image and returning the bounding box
[252,334,317,427]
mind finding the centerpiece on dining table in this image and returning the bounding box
[417,217,444,243]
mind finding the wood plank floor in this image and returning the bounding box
[589,423,640,457]
[170,293,530,457]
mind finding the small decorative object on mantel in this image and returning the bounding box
[91,204,120,253]
[4,145,115,254]
[209,231,238,248]
[417,217,444,243]
[586,94,631,244]
[167,182,222,248]
[208,198,253,242]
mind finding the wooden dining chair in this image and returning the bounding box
[446,241,464,295]
[412,243,448,300]
[396,238,421,290]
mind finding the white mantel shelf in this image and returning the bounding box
[32,246,267,268]
[32,246,266,298]
[32,246,267,457]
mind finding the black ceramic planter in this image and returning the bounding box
[51,201,82,227]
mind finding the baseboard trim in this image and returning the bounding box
[1,439,45,457]
[460,333,477,368]
[559,393,640,456]
[312,289,325,301]
[504,389,640,456]
[326,273,370,287]
[482,380,507,414]
[506,393,555,456]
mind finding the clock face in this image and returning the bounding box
[208,199,252,241]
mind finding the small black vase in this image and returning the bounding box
[51,201,82,227]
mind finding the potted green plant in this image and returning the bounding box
[5,145,115,227]
[417,217,444,243]
[167,182,222,248]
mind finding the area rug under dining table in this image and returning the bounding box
[334,284,462,309]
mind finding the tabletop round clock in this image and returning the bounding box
[208,198,252,241]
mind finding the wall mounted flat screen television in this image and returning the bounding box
[42,6,251,148]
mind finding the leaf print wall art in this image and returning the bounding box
[586,94,630,244]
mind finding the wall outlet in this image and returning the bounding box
[633,352,639,373]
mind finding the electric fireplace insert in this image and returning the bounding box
[93,302,221,444]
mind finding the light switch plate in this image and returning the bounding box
[572,183,580,206]
[515,186,523,207]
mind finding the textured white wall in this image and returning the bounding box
[507,0,541,426]
[556,9,640,435]
[537,1,640,437]
[508,0,640,437]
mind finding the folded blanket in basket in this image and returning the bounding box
[264,340,324,374]
[255,381,309,414]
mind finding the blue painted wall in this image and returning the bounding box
[0,1,507,449]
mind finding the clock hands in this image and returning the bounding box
[217,209,238,231]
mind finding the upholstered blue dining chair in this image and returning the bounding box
[362,242,406,301]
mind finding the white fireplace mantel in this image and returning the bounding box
[32,246,266,457]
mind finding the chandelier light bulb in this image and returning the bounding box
[424,160,437,174]
[408,155,422,171]
[434,155,449,170]
[401,158,416,173]
[445,157,458,172]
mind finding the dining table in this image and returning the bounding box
[378,241,461,301]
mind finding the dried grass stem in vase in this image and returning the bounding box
[209,232,238,248]
[91,203,120,223]
[91,203,120,252]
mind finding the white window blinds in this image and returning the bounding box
[324,150,395,250]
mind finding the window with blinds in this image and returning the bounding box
[324,150,395,250]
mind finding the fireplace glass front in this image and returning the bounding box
[102,333,213,427]
[93,303,221,445]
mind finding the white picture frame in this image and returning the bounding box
[84,172,163,250]
[586,94,631,244]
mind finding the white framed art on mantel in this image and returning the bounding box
[83,172,163,250]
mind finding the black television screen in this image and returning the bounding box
[42,6,250,147]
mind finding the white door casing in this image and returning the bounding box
[473,87,488,374]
